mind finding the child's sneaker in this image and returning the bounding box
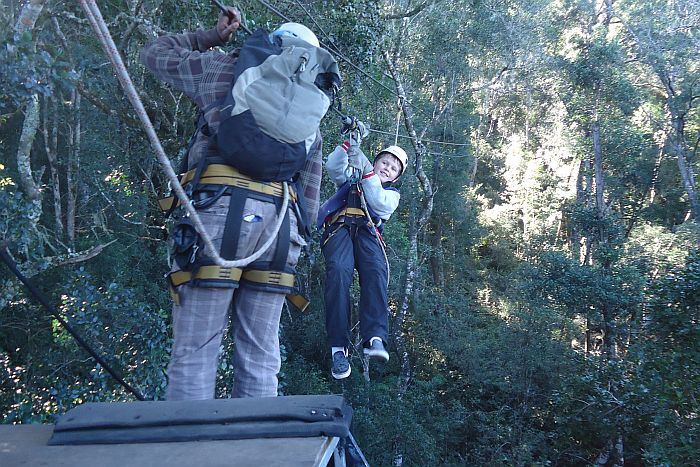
[363,337,389,363]
[331,350,351,379]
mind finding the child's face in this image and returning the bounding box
[374,154,402,183]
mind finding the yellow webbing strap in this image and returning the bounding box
[286,293,310,312]
[159,196,178,212]
[327,207,367,226]
[241,271,309,311]
[159,164,298,211]
[168,266,309,310]
[169,265,243,287]
[242,270,295,288]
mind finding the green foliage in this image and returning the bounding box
[1,0,699,465]
[0,34,73,114]
[622,249,699,465]
[0,182,40,259]
[1,267,170,423]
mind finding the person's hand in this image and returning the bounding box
[356,120,369,140]
[347,120,369,145]
[216,6,241,43]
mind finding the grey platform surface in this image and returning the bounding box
[0,424,339,467]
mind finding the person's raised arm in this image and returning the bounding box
[139,8,241,97]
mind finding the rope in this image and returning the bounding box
[79,0,287,269]
[0,247,146,401]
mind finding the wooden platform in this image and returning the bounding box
[0,424,341,467]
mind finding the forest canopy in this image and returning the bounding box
[1,0,698,465]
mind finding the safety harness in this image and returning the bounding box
[160,163,308,311]
[321,183,379,243]
[318,173,393,289]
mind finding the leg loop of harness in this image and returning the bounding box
[167,264,243,305]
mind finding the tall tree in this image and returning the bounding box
[14,0,45,204]
[616,0,700,220]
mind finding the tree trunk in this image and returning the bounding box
[16,95,42,201]
[66,90,80,248]
[74,90,82,209]
[429,220,445,291]
[14,0,44,35]
[618,14,700,221]
[669,112,699,220]
[649,143,665,205]
[625,143,665,237]
[592,120,605,222]
[14,0,45,203]
[429,156,445,293]
[571,160,585,261]
[382,46,435,390]
[43,95,63,238]
[382,33,436,464]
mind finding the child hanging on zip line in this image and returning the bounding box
[317,120,407,379]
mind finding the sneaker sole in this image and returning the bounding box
[332,367,351,379]
[364,350,389,363]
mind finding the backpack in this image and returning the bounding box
[216,29,341,182]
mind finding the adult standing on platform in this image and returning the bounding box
[141,8,329,399]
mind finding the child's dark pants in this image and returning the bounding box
[323,224,389,349]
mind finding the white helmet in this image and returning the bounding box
[272,22,319,48]
[377,145,408,176]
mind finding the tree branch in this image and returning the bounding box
[14,240,118,278]
[383,0,433,20]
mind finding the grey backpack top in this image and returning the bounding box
[216,29,342,182]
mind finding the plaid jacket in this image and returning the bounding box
[140,29,323,225]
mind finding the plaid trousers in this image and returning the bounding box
[166,196,304,400]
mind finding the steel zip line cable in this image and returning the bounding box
[240,0,470,151]
[253,0,424,111]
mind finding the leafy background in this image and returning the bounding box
[1,0,698,465]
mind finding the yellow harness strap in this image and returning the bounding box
[286,293,310,312]
[163,165,309,309]
[168,265,243,305]
[242,270,295,288]
[326,206,367,227]
[159,164,298,211]
[168,266,309,311]
[168,265,243,288]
